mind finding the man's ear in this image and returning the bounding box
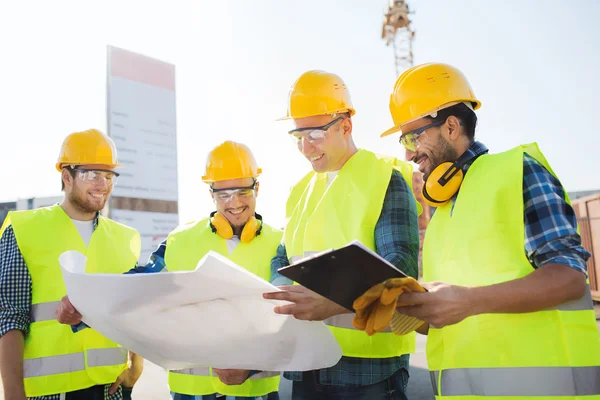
[445,116,462,142]
[341,117,353,136]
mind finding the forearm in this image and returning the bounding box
[471,263,587,315]
[0,329,26,399]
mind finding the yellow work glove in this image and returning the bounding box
[352,277,426,336]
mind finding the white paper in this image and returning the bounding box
[59,250,342,371]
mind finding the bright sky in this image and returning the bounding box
[1,0,599,228]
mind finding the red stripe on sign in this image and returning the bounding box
[109,46,175,91]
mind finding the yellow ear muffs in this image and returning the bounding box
[422,161,464,207]
[240,216,260,243]
[210,212,264,242]
[210,212,233,239]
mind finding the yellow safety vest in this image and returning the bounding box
[166,217,282,397]
[5,204,141,397]
[423,143,600,399]
[284,149,420,358]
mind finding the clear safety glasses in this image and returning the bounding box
[211,182,257,202]
[72,168,120,186]
[288,116,345,145]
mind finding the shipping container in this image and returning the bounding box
[571,193,600,301]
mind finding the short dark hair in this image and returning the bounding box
[429,102,478,141]
[61,167,77,191]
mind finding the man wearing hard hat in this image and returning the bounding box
[263,70,421,399]
[57,141,282,400]
[0,129,143,399]
[373,62,600,398]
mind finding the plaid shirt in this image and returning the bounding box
[0,212,123,400]
[270,169,421,387]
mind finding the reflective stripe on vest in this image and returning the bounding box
[288,251,318,264]
[325,313,392,333]
[30,301,61,322]
[546,287,593,311]
[172,367,211,376]
[171,368,279,380]
[430,366,600,396]
[24,348,127,378]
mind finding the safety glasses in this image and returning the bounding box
[288,117,345,145]
[72,168,120,186]
[399,120,445,152]
[211,182,257,202]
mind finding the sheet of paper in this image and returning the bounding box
[59,250,342,371]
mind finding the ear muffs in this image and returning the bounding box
[210,212,263,243]
[422,144,487,207]
[422,162,464,207]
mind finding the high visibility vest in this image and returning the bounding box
[423,143,600,399]
[284,149,420,358]
[166,218,282,397]
[6,204,141,397]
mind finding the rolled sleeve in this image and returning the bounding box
[125,239,168,274]
[523,154,590,275]
[0,225,32,337]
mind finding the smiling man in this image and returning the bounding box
[263,70,421,400]
[379,62,600,399]
[0,129,143,400]
[57,140,283,400]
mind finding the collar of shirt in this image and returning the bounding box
[460,141,489,172]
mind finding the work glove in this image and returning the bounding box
[352,277,426,336]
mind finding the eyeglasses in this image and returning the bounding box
[399,120,446,152]
[211,182,257,202]
[72,168,120,186]
[288,117,345,145]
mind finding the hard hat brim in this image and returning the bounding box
[56,162,123,172]
[380,125,402,138]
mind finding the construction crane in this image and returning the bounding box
[381,0,415,76]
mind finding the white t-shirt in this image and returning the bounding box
[71,219,94,247]
[226,236,241,254]
[326,170,339,188]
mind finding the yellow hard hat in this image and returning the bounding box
[381,63,481,137]
[278,70,356,120]
[202,141,262,183]
[56,129,121,171]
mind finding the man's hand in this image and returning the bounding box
[56,296,82,326]
[262,285,351,321]
[212,369,250,385]
[395,282,475,329]
[109,352,143,394]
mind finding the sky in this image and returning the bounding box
[1,0,599,228]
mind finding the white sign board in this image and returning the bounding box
[107,46,178,201]
[111,209,179,263]
[107,46,179,263]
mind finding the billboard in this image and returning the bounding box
[107,46,179,263]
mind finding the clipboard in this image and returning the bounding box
[277,240,410,311]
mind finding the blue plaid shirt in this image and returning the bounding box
[0,213,124,400]
[270,169,421,387]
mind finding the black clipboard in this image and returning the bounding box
[277,241,409,311]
